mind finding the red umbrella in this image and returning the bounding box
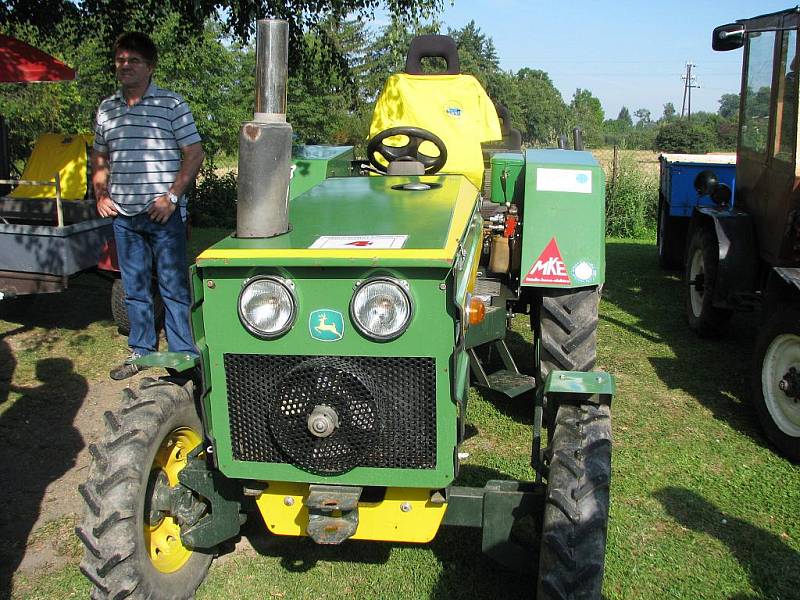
[0,34,76,83]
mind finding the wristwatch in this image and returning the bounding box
[167,191,179,205]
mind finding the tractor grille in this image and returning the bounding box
[224,354,437,474]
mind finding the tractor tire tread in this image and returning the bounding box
[537,404,612,600]
[536,287,599,381]
[78,379,211,599]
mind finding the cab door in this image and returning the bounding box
[738,22,800,265]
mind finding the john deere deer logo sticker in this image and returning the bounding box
[309,309,344,341]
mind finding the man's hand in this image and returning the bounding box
[96,192,118,218]
[147,194,176,224]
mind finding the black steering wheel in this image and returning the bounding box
[367,126,448,175]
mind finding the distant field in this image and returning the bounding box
[593,148,660,178]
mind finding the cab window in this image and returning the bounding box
[741,31,776,155]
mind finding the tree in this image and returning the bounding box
[718,93,740,119]
[570,88,604,147]
[3,0,444,70]
[662,102,677,121]
[654,120,712,153]
[512,69,568,145]
[633,108,651,128]
[448,20,499,90]
[617,106,633,127]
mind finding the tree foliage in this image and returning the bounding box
[2,0,444,55]
[718,93,740,119]
[1,1,742,161]
[654,119,712,154]
[570,88,604,147]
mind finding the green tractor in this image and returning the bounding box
[77,22,614,599]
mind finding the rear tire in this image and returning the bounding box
[111,277,165,336]
[685,225,732,337]
[77,378,212,599]
[537,403,612,600]
[752,307,800,462]
[657,194,684,270]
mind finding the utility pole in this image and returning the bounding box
[681,62,700,120]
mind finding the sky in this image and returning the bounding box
[427,0,792,120]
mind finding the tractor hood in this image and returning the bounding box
[197,174,479,269]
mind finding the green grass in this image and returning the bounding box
[7,235,800,599]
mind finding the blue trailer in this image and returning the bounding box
[657,153,736,269]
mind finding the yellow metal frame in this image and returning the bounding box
[255,482,448,543]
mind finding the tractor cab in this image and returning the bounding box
[679,7,800,461]
[713,7,800,266]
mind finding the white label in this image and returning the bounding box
[536,168,593,194]
[310,235,408,249]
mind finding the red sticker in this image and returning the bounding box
[523,238,571,285]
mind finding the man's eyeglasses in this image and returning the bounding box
[115,57,146,67]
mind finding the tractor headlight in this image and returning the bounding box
[238,276,297,339]
[350,277,412,341]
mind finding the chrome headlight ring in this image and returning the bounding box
[238,276,297,339]
[349,277,413,341]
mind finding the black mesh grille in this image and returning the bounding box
[224,354,437,473]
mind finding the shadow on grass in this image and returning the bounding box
[0,357,86,600]
[239,465,536,599]
[0,272,114,332]
[602,241,766,449]
[654,486,800,599]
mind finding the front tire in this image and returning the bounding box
[77,378,212,599]
[685,225,732,337]
[752,308,800,462]
[537,403,612,600]
[535,286,599,381]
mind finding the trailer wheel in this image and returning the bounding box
[112,277,165,336]
[76,379,212,599]
[657,194,684,270]
[752,308,800,462]
[537,402,612,600]
[685,226,732,337]
[534,286,599,381]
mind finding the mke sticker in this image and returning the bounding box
[309,309,344,342]
[523,238,571,285]
[310,235,408,249]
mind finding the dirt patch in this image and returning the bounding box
[0,368,152,592]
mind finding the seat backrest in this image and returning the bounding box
[9,132,93,200]
[369,35,501,190]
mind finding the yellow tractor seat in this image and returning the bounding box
[9,132,94,200]
[369,35,501,190]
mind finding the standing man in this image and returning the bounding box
[93,32,205,380]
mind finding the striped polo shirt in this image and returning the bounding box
[94,81,202,216]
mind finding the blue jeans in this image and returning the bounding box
[112,210,196,357]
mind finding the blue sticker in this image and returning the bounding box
[576,173,589,184]
[309,309,345,342]
[446,107,462,117]
[572,260,597,283]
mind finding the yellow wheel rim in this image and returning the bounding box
[144,427,202,574]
